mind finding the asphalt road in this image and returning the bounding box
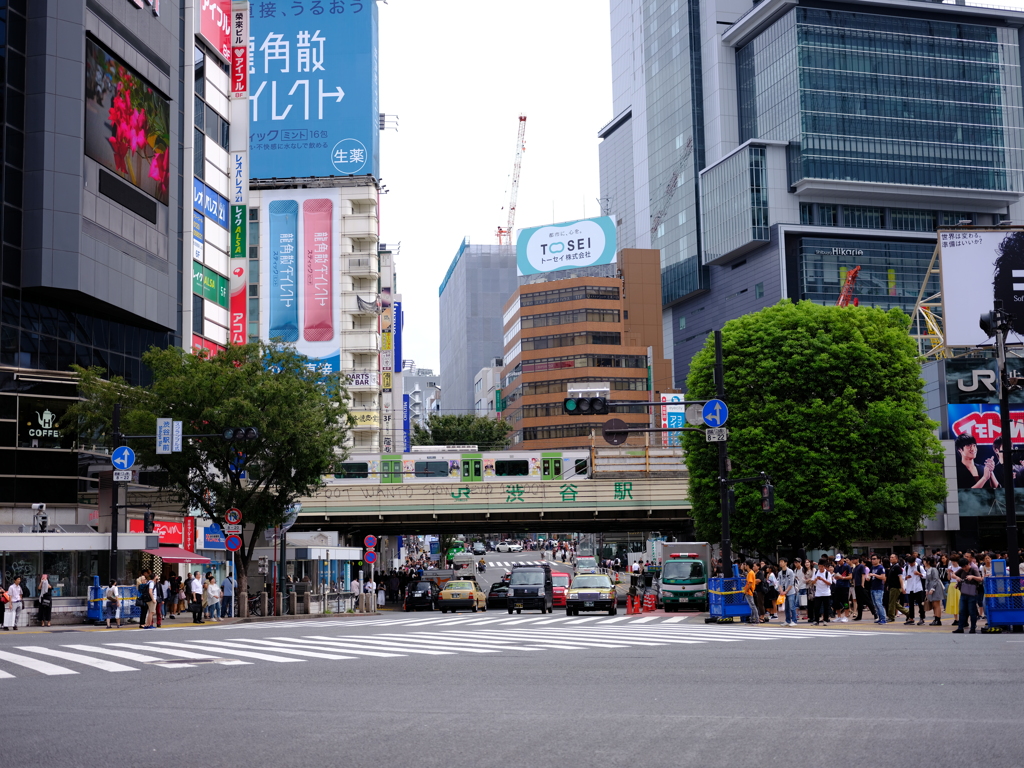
[3,565,1021,768]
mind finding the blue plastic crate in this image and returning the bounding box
[709,577,752,619]
[983,576,1024,627]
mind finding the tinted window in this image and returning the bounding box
[495,460,529,476]
[552,574,570,587]
[413,582,433,591]
[575,459,588,475]
[414,461,448,477]
[509,570,545,586]
[572,576,612,588]
[334,462,369,479]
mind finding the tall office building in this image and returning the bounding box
[600,0,1024,385]
[438,239,518,416]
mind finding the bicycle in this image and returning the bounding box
[247,594,264,617]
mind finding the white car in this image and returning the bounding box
[496,542,523,553]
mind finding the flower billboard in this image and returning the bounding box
[85,38,170,205]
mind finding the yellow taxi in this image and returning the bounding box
[438,579,487,613]
[566,573,617,616]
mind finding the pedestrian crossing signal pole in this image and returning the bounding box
[715,331,734,577]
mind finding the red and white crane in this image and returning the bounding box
[496,115,527,245]
[836,265,861,307]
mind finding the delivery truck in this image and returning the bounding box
[653,541,710,612]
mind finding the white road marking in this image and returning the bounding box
[0,649,78,676]
[63,645,194,668]
[17,646,137,672]
[146,641,302,663]
[107,642,251,664]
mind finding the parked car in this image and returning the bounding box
[403,580,440,611]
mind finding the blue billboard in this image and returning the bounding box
[249,1,379,180]
[516,216,617,277]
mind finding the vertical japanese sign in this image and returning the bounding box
[183,516,196,553]
[249,0,379,179]
[661,393,684,447]
[156,417,172,455]
[231,3,248,98]
[229,150,248,345]
[258,189,341,374]
[192,210,205,268]
[197,0,232,60]
[403,394,411,452]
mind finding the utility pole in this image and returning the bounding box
[714,331,733,577]
[109,403,124,581]
[990,303,1021,580]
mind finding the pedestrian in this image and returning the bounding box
[741,561,758,625]
[189,571,205,624]
[923,556,945,626]
[764,564,780,621]
[3,576,24,630]
[162,572,175,620]
[206,577,222,621]
[867,554,888,624]
[37,574,53,627]
[221,571,236,619]
[833,554,852,622]
[811,559,834,626]
[851,555,874,621]
[135,570,153,629]
[104,578,121,628]
[176,577,187,615]
[777,557,798,627]
[903,554,927,626]
[885,554,909,622]
[951,557,982,634]
[793,559,808,620]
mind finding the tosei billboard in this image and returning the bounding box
[259,189,340,373]
[516,216,617,277]
[940,228,1024,347]
[248,1,379,180]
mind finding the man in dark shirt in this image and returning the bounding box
[833,555,853,622]
[867,554,888,624]
[952,557,982,634]
[885,554,910,623]
[851,555,874,620]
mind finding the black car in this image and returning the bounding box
[403,580,439,611]
[507,564,553,614]
[472,542,487,556]
[486,581,510,610]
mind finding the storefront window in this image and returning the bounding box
[18,396,74,449]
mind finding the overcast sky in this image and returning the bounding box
[378,0,612,374]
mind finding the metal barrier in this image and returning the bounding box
[708,577,751,622]
[983,576,1024,628]
[87,585,143,624]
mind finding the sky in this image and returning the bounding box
[377,0,613,374]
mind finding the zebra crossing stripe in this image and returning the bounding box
[301,635,454,655]
[437,630,633,650]
[191,639,357,660]
[17,646,137,672]
[107,642,252,664]
[0,648,78,676]
[145,641,303,663]
[262,637,407,658]
[0,669,13,679]
[64,644,194,668]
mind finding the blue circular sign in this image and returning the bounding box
[364,551,378,564]
[702,399,729,427]
[111,446,136,470]
[225,535,243,552]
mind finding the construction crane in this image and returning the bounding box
[650,137,693,238]
[496,115,527,245]
[836,265,861,307]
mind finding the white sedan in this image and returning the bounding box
[496,542,523,553]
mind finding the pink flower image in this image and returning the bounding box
[148,149,169,197]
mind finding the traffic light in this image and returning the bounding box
[222,427,259,441]
[761,483,775,512]
[143,510,155,533]
[258,556,269,574]
[980,310,1000,338]
[563,397,609,415]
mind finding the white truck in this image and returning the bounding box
[652,541,711,612]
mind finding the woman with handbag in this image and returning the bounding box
[104,579,121,629]
[3,576,24,630]
[37,575,53,627]
[923,556,945,626]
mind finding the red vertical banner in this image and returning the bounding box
[229,255,247,345]
[183,516,196,552]
[231,4,248,97]
[302,199,333,342]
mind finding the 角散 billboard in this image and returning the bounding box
[940,228,1024,347]
[249,1,379,180]
[516,216,617,277]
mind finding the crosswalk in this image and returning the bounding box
[204,613,696,631]
[0,621,877,679]
[488,560,568,568]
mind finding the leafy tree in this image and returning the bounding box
[412,414,512,450]
[682,302,946,556]
[67,341,354,595]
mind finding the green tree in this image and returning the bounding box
[682,302,946,556]
[412,414,512,449]
[67,341,354,594]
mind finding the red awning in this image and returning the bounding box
[141,548,212,564]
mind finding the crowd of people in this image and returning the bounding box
[733,549,1022,633]
[97,569,237,629]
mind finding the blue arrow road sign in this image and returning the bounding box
[111,446,136,470]
[702,399,729,427]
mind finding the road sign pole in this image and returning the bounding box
[110,403,122,583]
[714,331,733,578]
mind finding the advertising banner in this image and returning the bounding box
[197,0,232,60]
[231,3,248,97]
[129,519,182,544]
[230,259,247,345]
[249,1,379,180]
[259,189,342,372]
[661,393,684,447]
[516,216,617,277]
[394,300,403,370]
[184,516,196,552]
[940,229,1024,346]
[403,394,411,452]
[194,178,229,229]
[84,38,170,205]
[944,358,1024,406]
[949,402,1024,515]
[201,522,226,550]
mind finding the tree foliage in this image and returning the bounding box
[682,302,946,555]
[411,414,512,450]
[67,341,354,593]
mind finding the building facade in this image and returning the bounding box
[438,239,517,416]
[402,363,441,432]
[474,359,503,419]
[500,249,674,450]
[600,0,1024,386]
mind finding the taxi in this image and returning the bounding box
[438,579,487,613]
[565,573,617,616]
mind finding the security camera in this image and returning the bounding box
[31,503,46,511]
